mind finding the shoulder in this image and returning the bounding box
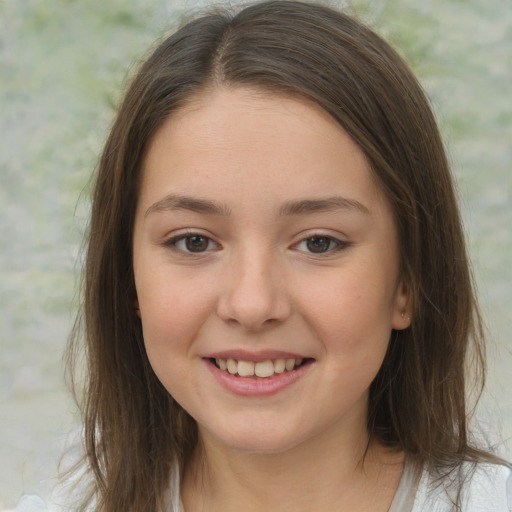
[3,493,75,512]
[5,489,90,512]
[413,462,512,512]
[4,456,94,512]
[2,495,49,512]
[463,464,512,511]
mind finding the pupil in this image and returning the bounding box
[307,236,331,253]
[186,235,208,252]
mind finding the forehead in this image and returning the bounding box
[144,85,362,161]
[138,86,389,218]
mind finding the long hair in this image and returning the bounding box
[67,2,498,510]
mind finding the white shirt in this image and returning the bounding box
[8,461,512,512]
[390,460,512,512]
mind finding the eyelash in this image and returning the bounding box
[163,232,349,256]
[164,231,220,254]
[292,235,349,256]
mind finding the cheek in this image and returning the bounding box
[302,270,394,332]
[139,290,210,346]
[137,286,211,399]
[134,265,215,373]
[136,257,212,328]
[297,265,395,366]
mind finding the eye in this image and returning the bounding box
[294,235,346,255]
[165,233,219,254]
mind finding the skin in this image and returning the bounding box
[133,87,412,511]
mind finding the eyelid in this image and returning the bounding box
[163,229,221,254]
[291,232,351,256]
[161,229,349,256]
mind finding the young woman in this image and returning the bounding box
[14,1,511,511]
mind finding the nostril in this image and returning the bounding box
[216,272,292,330]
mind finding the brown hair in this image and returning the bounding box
[67,1,500,510]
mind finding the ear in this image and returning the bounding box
[391,277,413,330]
[134,299,141,318]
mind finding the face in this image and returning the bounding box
[133,87,411,455]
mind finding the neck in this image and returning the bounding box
[181,419,404,512]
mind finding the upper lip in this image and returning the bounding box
[203,350,310,362]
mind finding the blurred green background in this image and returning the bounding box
[1,0,510,507]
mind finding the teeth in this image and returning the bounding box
[227,358,237,374]
[255,360,274,378]
[274,358,286,373]
[214,357,305,378]
[238,360,255,377]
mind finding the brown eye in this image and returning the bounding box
[165,233,218,254]
[185,235,210,252]
[305,236,334,253]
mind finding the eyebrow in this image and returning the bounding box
[278,196,370,216]
[145,194,231,217]
[144,194,370,218]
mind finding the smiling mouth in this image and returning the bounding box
[210,357,311,378]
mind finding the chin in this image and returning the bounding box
[233,436,298,454]
[199,416,312,455]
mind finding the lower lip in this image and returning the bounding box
[205,359,313,397]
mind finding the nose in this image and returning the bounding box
[216,248,292,331]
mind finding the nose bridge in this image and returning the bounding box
[217,242,290,330]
